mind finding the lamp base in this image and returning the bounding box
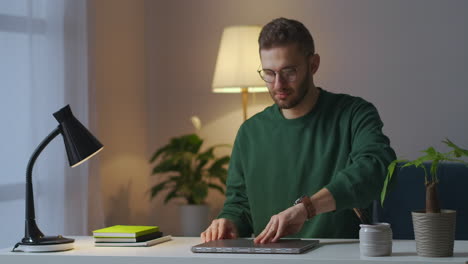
[16,235,74,252]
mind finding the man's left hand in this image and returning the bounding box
[253,203,308,244]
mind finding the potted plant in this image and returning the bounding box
[149,117,230,236]
[381,138,468,257]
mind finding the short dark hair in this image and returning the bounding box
[258,17,315,55]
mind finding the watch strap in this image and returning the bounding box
[295,195,316,219]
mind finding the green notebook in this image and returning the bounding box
[93,225,159,238]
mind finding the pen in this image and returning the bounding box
[353,208,371,225]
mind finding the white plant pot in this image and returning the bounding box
[412,209,456,257]
[180,204,210,237]
[359,223,393,257]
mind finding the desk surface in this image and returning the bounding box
[1,237,467,264]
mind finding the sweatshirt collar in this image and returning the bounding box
[273,87,327,124]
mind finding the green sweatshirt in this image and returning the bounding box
[218,88,396,238]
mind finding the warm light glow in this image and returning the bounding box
[71,147,104,168]
[212,25,267,93]
[213,87,268,93]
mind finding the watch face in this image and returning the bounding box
[294,195,307,205]
[294,198,301,205]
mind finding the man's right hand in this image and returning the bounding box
[200,218,238,242]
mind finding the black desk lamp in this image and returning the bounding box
[13,105,103,252]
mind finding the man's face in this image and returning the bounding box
[260,44,312,109]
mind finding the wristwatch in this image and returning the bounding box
[294,195,316,220]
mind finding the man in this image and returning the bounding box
[201,17,396,243]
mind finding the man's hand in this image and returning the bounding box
[253,203,308,244]
[201,218,238,242]
[254,188,336,244]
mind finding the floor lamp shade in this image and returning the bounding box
[14,104,103,252]
[212,25,267,94]
[211,25,268,120]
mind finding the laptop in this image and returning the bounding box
[191,238,319,254]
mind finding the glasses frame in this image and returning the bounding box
[257,66,300,83]
[257,52,314,84]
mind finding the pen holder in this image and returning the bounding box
[359,223,392,257]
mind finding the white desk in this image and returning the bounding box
[1,237,467,264]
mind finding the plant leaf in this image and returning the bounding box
[190,182,208,205]
[198,147,215,162]
[152,159,180,174]
[443,138,468,158]
[175,134,203,153]
[381,159,406,207]
[164,190,180,204]
[210,155,230,169]
[149,133,231,205]
[208,183,225,195]
[149,180,170,199]
[208,156,230,179]
[150,144,172,163]
[195,147,215,176]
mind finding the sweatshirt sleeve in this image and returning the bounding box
[217,129,253,237]
[325,100,396,210]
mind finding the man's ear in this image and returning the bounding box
[310,54,320,74]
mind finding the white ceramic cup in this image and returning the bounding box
[359,222,392,257]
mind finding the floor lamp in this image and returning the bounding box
[212,25,268,121]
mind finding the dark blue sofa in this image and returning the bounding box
[373,162,468,240]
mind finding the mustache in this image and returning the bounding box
[274,88,292,93]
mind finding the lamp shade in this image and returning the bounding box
[212,25,267,93]
[53,105,103,167]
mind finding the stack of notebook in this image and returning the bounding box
[93,225,171,247]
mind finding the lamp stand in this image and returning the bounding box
[13,127,74,252]
[241,87,248,121]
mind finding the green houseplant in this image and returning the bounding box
[149,117,231,236]
[380,138,468,257]
[150,116,230,236]
[381,138,468,212]
[149,133,230,205]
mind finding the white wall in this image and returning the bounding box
[89,0,151,229]
[145,0,468,235]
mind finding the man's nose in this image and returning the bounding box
[273,74,287,88]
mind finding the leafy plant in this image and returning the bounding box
[381,138,468,213]
[149,133,230,205]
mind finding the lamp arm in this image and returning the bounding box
[24,126,61,241]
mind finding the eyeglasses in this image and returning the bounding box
[257,66,300,83]
[258,53,313,83]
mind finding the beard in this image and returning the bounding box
[269,71,311,109]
